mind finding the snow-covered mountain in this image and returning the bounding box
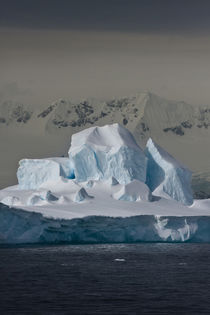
[1,92,210,195]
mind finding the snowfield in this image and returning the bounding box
[1,123,210,244]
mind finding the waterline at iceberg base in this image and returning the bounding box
[1,202,210,244]
[1,123,210,244]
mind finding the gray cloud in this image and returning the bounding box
[1,1,210,106]
[1,0,210,34]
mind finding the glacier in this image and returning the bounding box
[68,124,147,184]
[145,138,193,205]
[0,123,210,244]
[17,157,74,190]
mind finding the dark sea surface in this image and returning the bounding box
[0,243,210,314]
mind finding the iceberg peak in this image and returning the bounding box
[68,123,147,184]
[145,138,193,205]
[69,123,141,154]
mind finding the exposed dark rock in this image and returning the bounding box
[193,191,210,199]
[123,118,128,125]
[37,105,55,118]
[181,121,192,128]
[0,117,6,123]
[141,122,149,132]
[100,111,107,118]
[163,126,184,136]
[15,110,31,123]
[52,119,69,127]
[196,123,210,129]
[106,98,129,108]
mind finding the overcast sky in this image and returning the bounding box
[1,0,210,106]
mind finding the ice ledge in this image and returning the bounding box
[1,203,210,244]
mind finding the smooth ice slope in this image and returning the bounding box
[68,123,147,184]
[17,157,74,190]
[145,138,193,205]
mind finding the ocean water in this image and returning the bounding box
[0,243,210,314]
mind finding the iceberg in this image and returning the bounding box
[1,123,209,245]
[17,157,74,190]
[68,123,147,184]
[145,138,193,205]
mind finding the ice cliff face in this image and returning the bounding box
[68,123,147,184]
[17,158,74,190]
[1,202,210,244]
[145,138,193,205]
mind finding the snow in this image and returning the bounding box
[0,123,210,244]
[17,157,74,190]
[68,124,147,184]
[69,122,141,153]
[27,191,59,206]
[1,195,21,207]
[112,180,151,202]
[145,138,193,205]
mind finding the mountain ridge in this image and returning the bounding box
[1,91,210,194]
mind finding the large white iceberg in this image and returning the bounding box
[17,157,74,190]
[145,138,193,205]
[68,123,147,184]
[1,123,209,245]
